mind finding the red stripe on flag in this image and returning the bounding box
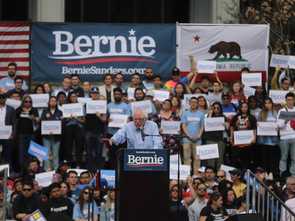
[0,49,29,53]
[0,58,29,62]
[0,23,30,27]
[0,31,30,35]
[0,66,30,71]
[0,40,30,44]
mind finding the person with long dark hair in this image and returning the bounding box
[230,102,257,170]
[199,192,228,221]
[73,187,99,221]
[41,96,63,171]
[15,95,39,171]
[203,102,228,169]
[257,97,280,177]
[63,91,85,167]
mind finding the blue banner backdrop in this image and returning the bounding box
[31,23,176,82]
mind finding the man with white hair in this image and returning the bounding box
[109,109,162,149]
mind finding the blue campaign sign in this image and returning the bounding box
[28,141,49,161]
[31,23,176,82]
[100,169,115,189]
[123,149,168,171]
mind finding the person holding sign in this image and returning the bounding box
[15,95,39,171]
[85,87,107,172]
[181,96,205,175]
[271,66,291,90]
[257,97,279,177]
[277,92,295,176]
[0,93,16,169]
[229,81,246,108]
[203,102,228,169]
[41,96,63,171]
[230,102,257,170]
[63,91,85,168]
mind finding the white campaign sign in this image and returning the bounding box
[270,54,291,69]
[0,126,12,139]
[86,100,107,114]
[220,164,236,181]
[127,87,136,100]
[153,90,170,102]
[177,24,269,79]
[234,130,255,145]
[243,86,256,98]
[242,72,262,87]
[41,121,62,135]
[6,98,21,109]
[131,100,153,114]
[161,120,181,135]
[62,103,84,118]
[257,122,278,136]
[204,117,225,131]
[77,97,92,104]
[269,90,289,104]
[170,154,179,166]
[170,164,191,180]
[35,171,55,187]
[108,114,128,128]
[196,144,219,160]
[30,94,49,108]
[197,60,216,73]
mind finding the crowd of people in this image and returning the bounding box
[0,61,295,220]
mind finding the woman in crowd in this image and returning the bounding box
[43,83,52,95]
[15,95,39,172]
[230,102,257,170]
[257,97,280,178]
[73,187,99,221]
[34,84,45,94]
[174,82,189,100]
[248,95,261,119]
[63,91,85,167]
[223,189,237,215]
[199,192,228,221]
[197,96,209,114]
[171,96,182,118]
[60,181,71,199]
[100,188,115,221]
[41,96,63,171]
[229,81,246,107]
[203,102,228,169]
[254,86,267,108]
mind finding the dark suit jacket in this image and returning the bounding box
[4,105,16,137]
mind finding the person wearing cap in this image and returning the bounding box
[84,87,107,171]
[98,74,115,103]
[164,67,194,92]
[0,92,16,169]
[41,96,63,171]
[229,169,246,198]
[40,182,73,221]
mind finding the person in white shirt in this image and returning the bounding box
[278,92,295,176]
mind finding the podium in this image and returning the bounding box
[115,149,170,221]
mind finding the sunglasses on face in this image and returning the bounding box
[24,100,32,103]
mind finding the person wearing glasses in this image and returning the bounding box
[12,180,41,221]
[73,187,99,221]
[15,95,39,172]
[188,182,208,221]
[168,184,189,221]
[109,109,162,149]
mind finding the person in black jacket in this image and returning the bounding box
[0,93,16,169]
[40,182,73,221]
[12,180,41,221]
[41,96,63,171]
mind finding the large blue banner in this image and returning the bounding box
[31,23,176,82]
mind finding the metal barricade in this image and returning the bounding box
[246,170,295,221]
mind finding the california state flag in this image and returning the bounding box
[176,24,269,82]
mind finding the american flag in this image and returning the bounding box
[0,22,30,78]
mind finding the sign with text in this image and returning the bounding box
[6,98,21,109]
[0,126,12,139]
[41,120,62,135]
[170,164,191,180]
[234,130,255,145]
[257,122,278,136]
[204,117,225,132]
[241,72,262,87]
[269,90,288,104]
[31,23,176,82]
[108,114,128,128]
[161,120,181,135]
[35,171,55,187]
[30,94,49,108]
[270,54,294,69]
[278,111,295,121]
[62,103,84,117]
[123,149,168,171]
[100,169,115,189]
[28,141,49,161]
[86,100,107,114]
[153,90,170,102]
[197,60,216,73]
[131,100,153,115]
[196,144,219,160]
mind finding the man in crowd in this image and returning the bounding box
[0,63,28,92]
[113,72,127,92]
[188,182,208,221]
[54,75,72,96]
[71,74,84,97]
[142,67,154,90]
[109,109,162,149]
[6,77,26,98]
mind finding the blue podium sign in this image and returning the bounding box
[123,149,168,171]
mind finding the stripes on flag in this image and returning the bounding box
[0,22,30,78]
